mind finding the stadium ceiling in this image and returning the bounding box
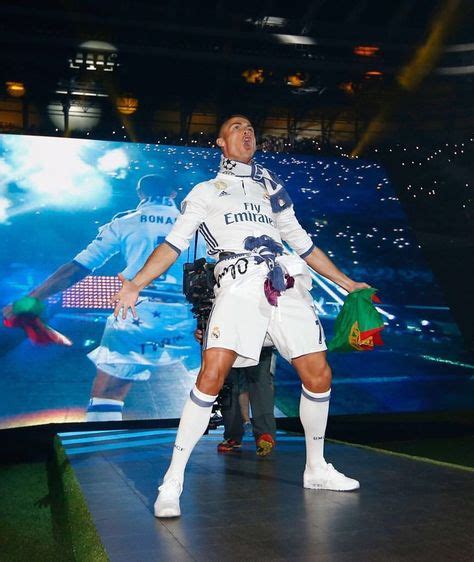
[0,0,472,129]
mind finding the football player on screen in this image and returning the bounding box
[3,174,194,421]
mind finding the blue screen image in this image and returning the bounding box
[0,134,472,428]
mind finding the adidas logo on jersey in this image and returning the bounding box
[218,190,230,197]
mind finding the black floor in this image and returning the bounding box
[59,429,474,562]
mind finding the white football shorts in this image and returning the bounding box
[88,297,194,381]
[204,256,326,368]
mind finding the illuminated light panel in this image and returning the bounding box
[6,81,26,97]
[116,95,139,115]
[55,89,108,98]
[274,34,317,46]
[246,16,287,28]
[70,41,119,72]
[365,70,383,78]
[436,64,474,75]
[354,45,380,57]
[60,275,121,309]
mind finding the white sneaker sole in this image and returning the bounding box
[304,479,360,491]
[154,503,181,518]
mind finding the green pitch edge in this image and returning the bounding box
[327,438,474,473]
[52,436,109,561]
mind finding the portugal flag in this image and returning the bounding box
[327,288,384,352]
[4,296,72,346]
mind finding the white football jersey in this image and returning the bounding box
[165,173,314,258]
[74,198,180,278]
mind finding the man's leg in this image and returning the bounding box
[86,369,132,421]
[219,370,244,452]
[238,391,251,425]
[246,347,277,456]
[292,351,359,491]
[155,347,236,518]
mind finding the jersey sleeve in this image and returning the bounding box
[73,220,121,271]
[275,206,314,258]
[165,183,210,254]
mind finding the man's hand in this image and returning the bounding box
[346,281,371,293]
[304,247,370,294]
[2,303,14,319]
[194,329,203,344]
[110,274,140,319]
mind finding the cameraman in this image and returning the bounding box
[195,328,276,456]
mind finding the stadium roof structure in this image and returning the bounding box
[0,0,472,143]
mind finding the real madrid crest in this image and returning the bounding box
[214,180,228,191]
[211,326,220,339]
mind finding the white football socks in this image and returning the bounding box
[299,386,331,471]
[86,397,124,421]
[163,385,217,484]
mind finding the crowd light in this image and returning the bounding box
[6,81,26,97]
[242,68,265,84]
[365,70,383,78]
[354,45,379,57]
[286,72,308,87]
[116,95,139,115]
[339,81,355,95]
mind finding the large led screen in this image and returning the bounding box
[0,134,472,428]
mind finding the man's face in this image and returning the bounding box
[217,117,256,163]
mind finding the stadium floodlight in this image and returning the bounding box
[69,41,119,72]
[47,100,101,132]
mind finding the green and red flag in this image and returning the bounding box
[3,296,72,346]
[327,288,384,352]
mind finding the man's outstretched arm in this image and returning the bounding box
[29,261,90,300]
[3,261,90,318]
[303,246,369,293]
[111,242,180,319]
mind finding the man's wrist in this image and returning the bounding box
[336,277,355,293]
[129,277,143,291]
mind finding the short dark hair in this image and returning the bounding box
[218,114,252,138]
[137,174,173,198]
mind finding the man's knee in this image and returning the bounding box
[196,348,236,394]
[292,352,332,392]
[91,370,132,400]
[309,359,331,385]
[316,360,331,379]
[198,366,224,385]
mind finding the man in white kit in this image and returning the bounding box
[112,115,370,517]
[4,174,192,421]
